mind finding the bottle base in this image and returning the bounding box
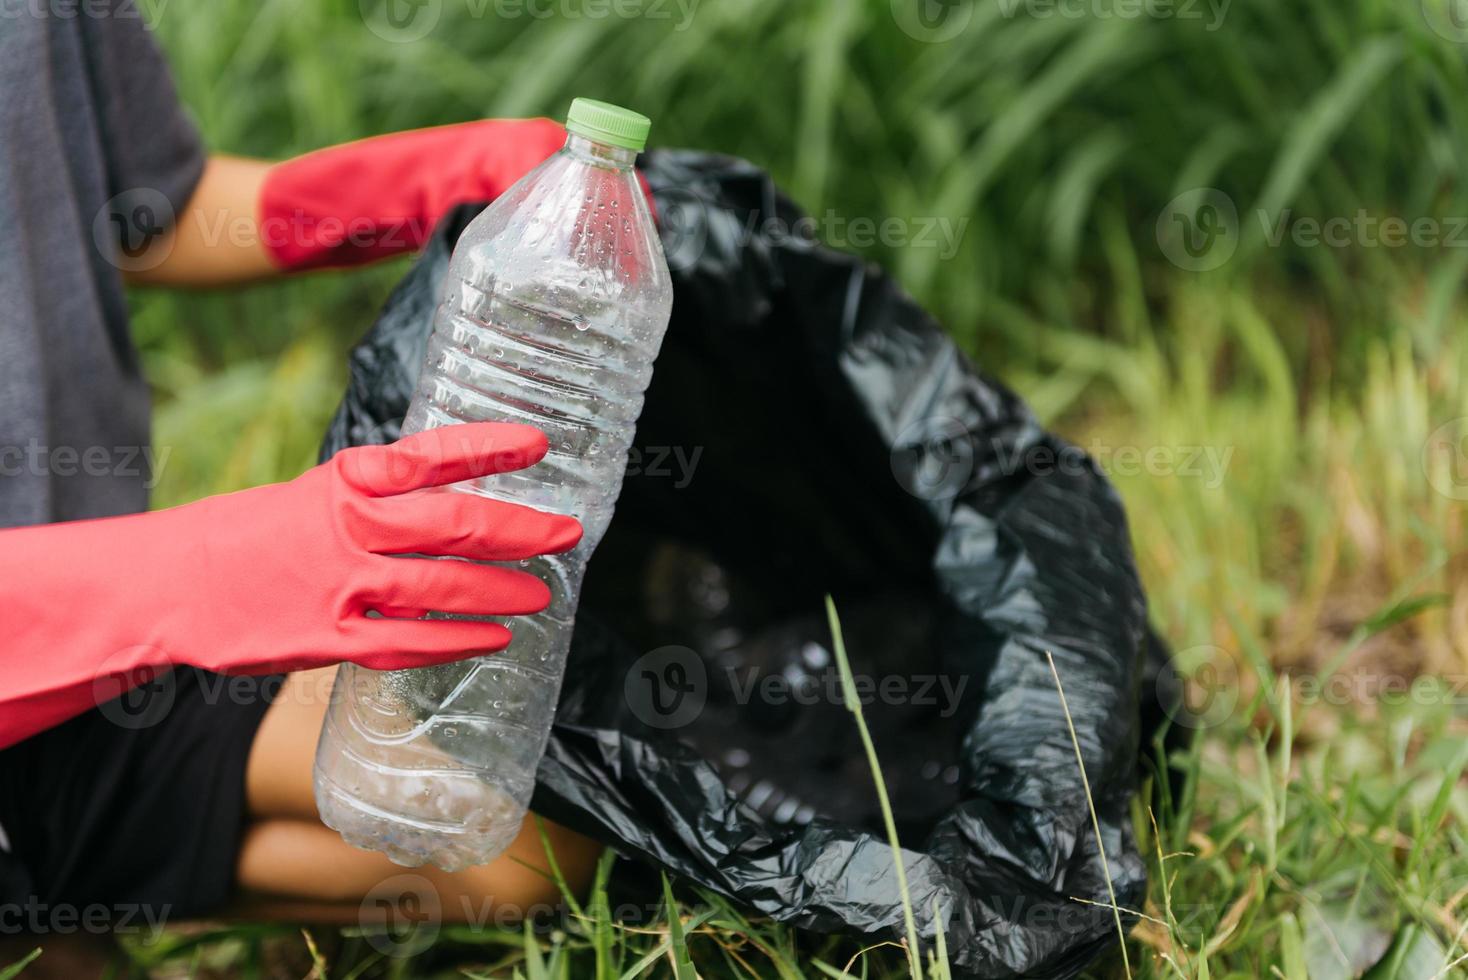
[315,775,525,872]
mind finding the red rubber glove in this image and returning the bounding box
[259,118,569,270]
[0,422,581,749]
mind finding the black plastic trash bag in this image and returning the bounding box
[320,150,1165,978]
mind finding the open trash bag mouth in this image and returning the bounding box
[320,149,1174,979]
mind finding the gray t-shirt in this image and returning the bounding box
[0,3,204,528]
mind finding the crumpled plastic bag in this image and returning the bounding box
[319,149,1169,978]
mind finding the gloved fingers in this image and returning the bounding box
[335,423,548,496]
[348,618,515,670]
[360,491,582,560]
[360,555,552,617]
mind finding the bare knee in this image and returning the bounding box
[237,667,603,920]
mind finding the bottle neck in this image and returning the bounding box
[564,132,638,169]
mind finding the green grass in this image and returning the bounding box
[18,0,1468,976]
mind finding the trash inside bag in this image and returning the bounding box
[320,150,1168,978]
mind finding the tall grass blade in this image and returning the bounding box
[1045,651,1132,978]
[660,873,697,980]
[825,596,923,978]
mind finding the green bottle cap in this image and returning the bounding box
[566,98,651,152]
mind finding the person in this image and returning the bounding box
[0,3,607,931]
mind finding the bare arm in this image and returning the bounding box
[124,121,570,285]
[124,154,279,287]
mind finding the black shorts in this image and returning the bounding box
[0,669,280,927]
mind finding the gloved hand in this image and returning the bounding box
[258,118,569,270]
[0,422,581,748]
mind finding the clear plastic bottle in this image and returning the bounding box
[313,99,672,870]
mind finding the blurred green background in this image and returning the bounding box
[109,0,1468,975]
